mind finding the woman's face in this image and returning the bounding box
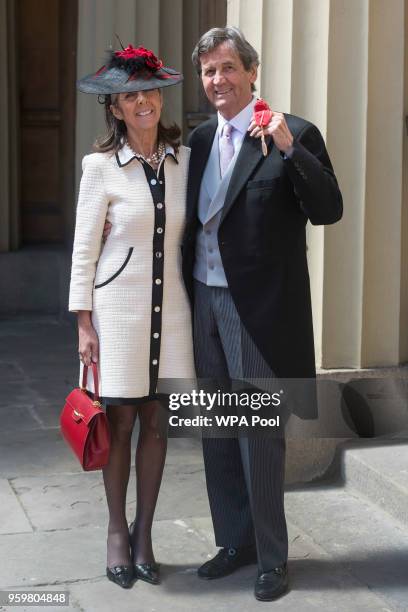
[110,89,162,132]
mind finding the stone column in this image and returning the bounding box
[159,0,183,131]
[400,1,408,364]
[360,0,405,366]
[321,0,369,368]
[75,0,184,189]
[182,0,201,133]
[76,0,137,190]
[227,0,408,369]
[291,0,331,367]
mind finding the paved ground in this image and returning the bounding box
[0,316,407,612]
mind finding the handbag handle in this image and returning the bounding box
[81,363,100,402]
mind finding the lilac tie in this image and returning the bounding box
[219,122,234,178]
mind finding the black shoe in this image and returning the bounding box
[197,546,257,580]
[106,565,135,588]
[254,564,289,601]
[129,521,161,585]
[133,562,161,585]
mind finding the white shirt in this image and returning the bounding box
[217,96,257,162]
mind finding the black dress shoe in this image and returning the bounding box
[106,565,135,589]
[197,546,257,580]
[254,563,288,601]
[129,521,160,585]
[133,562,160,585]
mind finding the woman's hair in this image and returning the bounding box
[93,92,181,154]
[192,27,259,93]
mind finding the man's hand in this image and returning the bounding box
[248,111,294,154]
[102,221,112,242]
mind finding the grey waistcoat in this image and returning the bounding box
[193,130,239,287]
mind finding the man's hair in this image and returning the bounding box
[192,27,259,92]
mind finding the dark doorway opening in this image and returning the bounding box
[17,0,77,245]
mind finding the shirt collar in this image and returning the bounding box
[217,96,257,136]
[116,141,178,168]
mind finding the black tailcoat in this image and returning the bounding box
[182,113,343,417]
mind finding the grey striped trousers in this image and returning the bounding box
[193,279,288,571]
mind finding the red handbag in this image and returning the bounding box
[60,363,110,470]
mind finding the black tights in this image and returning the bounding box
[102,400,168,568]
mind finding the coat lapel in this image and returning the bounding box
[205,145,240,223]
[186,118,217,223]
[202,132,221,202]
[220,132,272,224]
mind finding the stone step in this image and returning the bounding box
[285,482,408,611]
[339,439,408,528]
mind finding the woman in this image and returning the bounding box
[69,45,195,589]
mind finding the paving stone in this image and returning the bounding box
[0,402,44,433]
[11,459,209,531]
[0,479,33,535]
[0,526,106,588]
[0,361,24,382]
[285,486,408,611]
[2,316,408,612]
[0,519,212,590]
[29,401,63,429]
[342,440,408,526]
[68,521,394,612]
[0,429,82,479]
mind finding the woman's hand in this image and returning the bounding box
[77,311,99,366]
[102,221,112,242]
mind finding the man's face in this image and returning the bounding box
[199,41,257,120]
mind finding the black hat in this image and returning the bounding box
[77,45,183,94]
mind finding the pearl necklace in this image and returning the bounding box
[126,140,166,165]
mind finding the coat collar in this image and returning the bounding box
[217,96,257,139]
[115,141,178,168]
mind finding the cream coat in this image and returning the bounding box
[69,144,195,397]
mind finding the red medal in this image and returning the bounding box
[253,98,273,156]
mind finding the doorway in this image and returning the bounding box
[17,0,77,245]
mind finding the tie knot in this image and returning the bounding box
[223,123,233,138]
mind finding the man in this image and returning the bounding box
[181,27,342,601]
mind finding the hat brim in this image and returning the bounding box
[77,66,183,94]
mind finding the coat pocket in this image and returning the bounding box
[94,247,134,289]
[246,177,281,190]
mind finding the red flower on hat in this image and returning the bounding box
[114,45,163,71]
